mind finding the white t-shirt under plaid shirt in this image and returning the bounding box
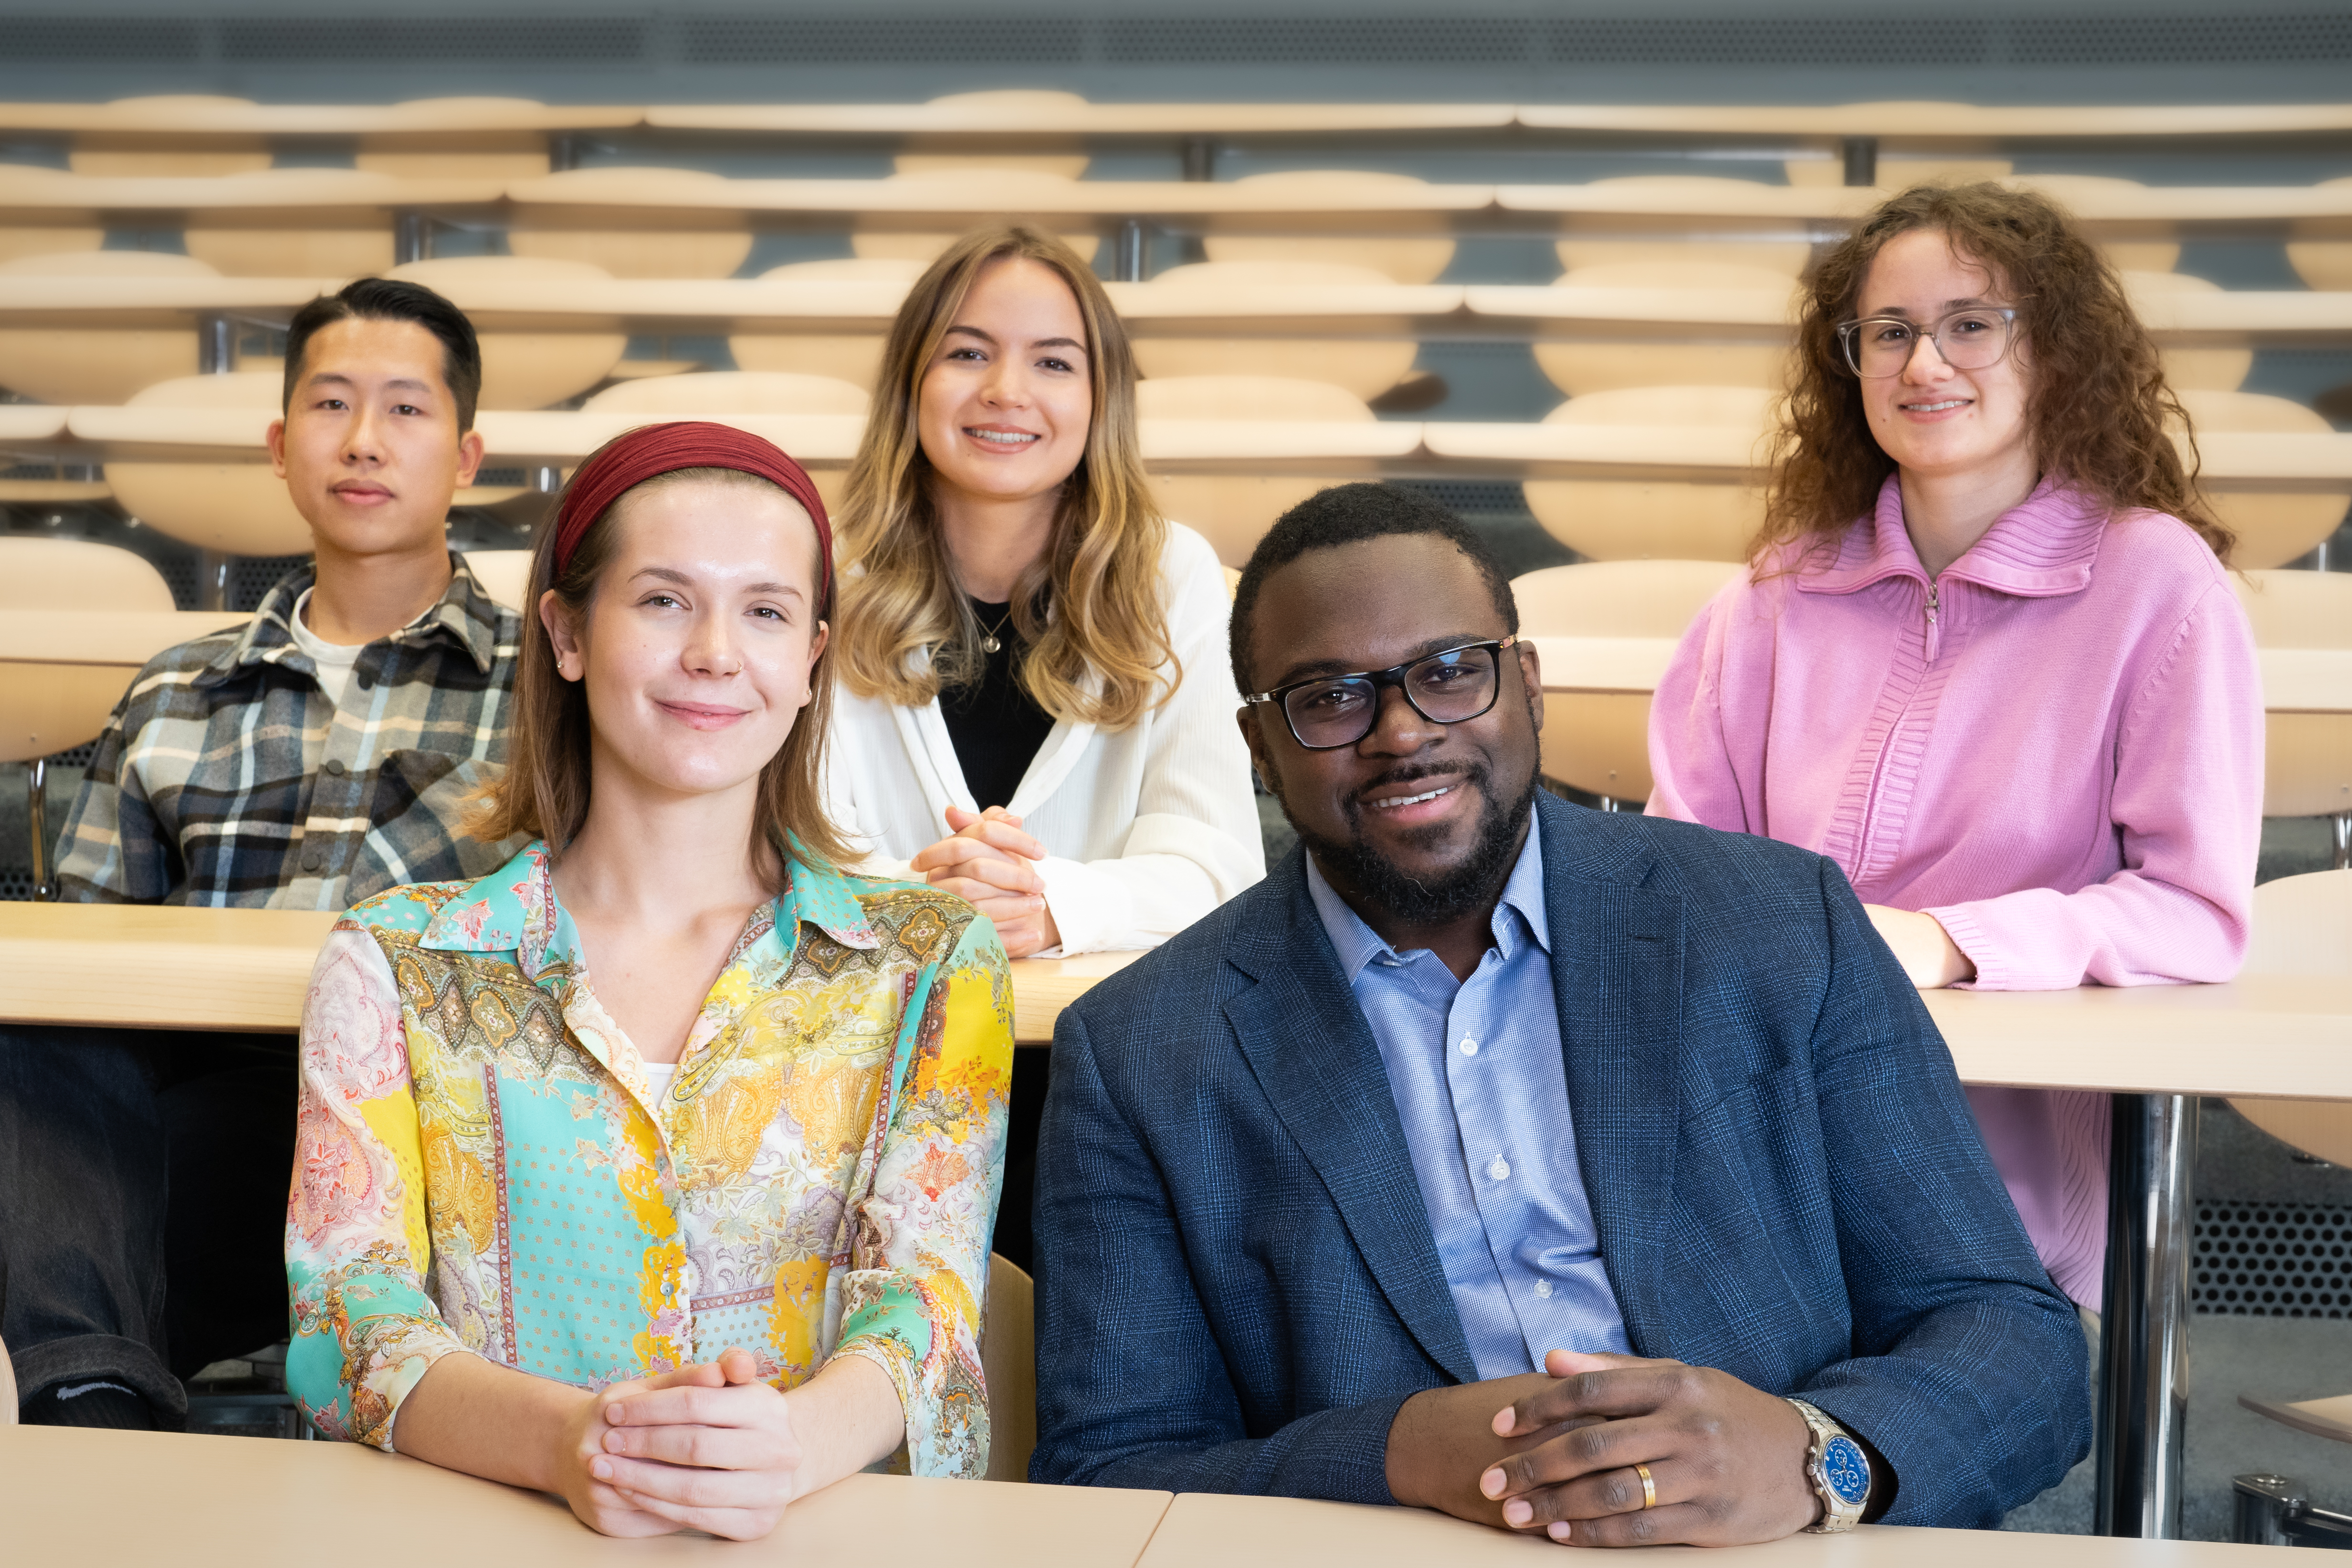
[52,555,525,910]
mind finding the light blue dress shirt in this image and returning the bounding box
[1304,812,1632,1379]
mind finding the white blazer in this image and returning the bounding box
[823,524,1266,955]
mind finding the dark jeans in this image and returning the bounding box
[0,1025,297,1422]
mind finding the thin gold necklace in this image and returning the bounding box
[976,603,1015,655]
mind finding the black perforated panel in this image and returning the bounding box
[0,18,201,60]
[2195,1200,2352,1318]
[1547,17,1992,66]
[2016,13,2352,63]
[1103,18,1533,65]
[677,16,1084,64]
[216,17,645,63]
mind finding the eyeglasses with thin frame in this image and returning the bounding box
[1836,306,2019,379]
[1244,637,1522,751]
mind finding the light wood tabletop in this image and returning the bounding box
[0,100,641,135]
[0,1426,1174,1567]
[1515,101,2352,142]
[0,902,1141,1042]
[0,167,506,220]
[1136,1491,2278,1568]
[0,609,252,668]
[647,102,1518,135]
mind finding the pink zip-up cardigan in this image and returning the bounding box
[1647,474,2263,1310]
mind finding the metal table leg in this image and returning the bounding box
[2094,1092,2199,1537]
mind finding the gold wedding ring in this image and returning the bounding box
[1634,1463,1658,1510]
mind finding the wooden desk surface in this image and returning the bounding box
[1137,1491,2276,1568]
[0,167,507,220]
[0,902,1140,1042]
[1513,101,2352,142]
[0,609,252,668]
[647,102,1518,136]
[0,1427,1173,1567]
[0,100,642,136]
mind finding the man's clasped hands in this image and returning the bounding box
[1387,1348,1848,1547]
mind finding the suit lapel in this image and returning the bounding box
[1224,859,1480,1386]
[1539,795,1687,1355]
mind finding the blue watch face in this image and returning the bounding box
[1822,1434,1871,1506]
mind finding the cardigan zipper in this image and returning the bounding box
[1924,579,1942,663]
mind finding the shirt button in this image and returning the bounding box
[1534,1279,1555,1299]
[324,759,346,776]
[300,849,324,873]
[1460,1038,1480,1056]
[1486,1156,1511,1182]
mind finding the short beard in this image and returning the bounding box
[1280,758,1539,928]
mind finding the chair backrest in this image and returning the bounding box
[387,255,627,410]
[2122,271,2250,392]
[2287,176,2352,290]
[506,168,756,278]
[2232,568,2352,648]
[1136,375,1376,423]
[109,372,313,556]
[981,1252,1036,1483]
[894,90,1091,178]
[2228,871,2352,1167]
[1555,177,1813,276]
[851,170,1100,264]
[459,550,532,613]
[1203,170,1456,284]
[582,370,870,417]
[2174,389,2351,569]
[1132,261,1419,400]
[1536,263,1799,398]
[1510,559,1743,640]
[0,537,176,612]
[729,258,927,391]
[0,250,224,404]
[2010,174,2176,271]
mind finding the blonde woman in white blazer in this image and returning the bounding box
[824,225,1263,960]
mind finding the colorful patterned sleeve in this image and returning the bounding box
[830,907,1014,1478]
[285,916,473,1449]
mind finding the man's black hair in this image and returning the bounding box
[282,277,483,431]
[1228,482,1519,695]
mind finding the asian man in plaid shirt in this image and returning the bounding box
[0,279,526,1429]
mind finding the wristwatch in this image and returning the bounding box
[1787,1399,1871,1533]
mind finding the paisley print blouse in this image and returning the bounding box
[284,841,1013,1476]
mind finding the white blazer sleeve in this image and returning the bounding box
[1037,531,1265,953]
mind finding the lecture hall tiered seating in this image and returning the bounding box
[2,29,2351,1559]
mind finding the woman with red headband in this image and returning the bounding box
[284,422,1013,1539]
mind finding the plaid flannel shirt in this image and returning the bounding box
[54,556,526,910]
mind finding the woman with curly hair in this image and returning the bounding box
[1647,183,2263,1313]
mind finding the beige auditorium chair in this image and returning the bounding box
[980,1252,1037,1484]
[1512,558,1740,807]
[2126,271,2252,392]
[2179,390,2350,569]
[0,250,221,404]
[1555,177,1814,277]
[1785,153,2013,189]
[2009,175,2177,273]
[2287,176,2352,291]
[0,538,178,898]
[893,90,1091,179]
[2233,568,2352,858]
[2228,867,2352,1449]
[851,170,1100,265]
[1534,261,1799,398]
[66,96,271,176]
[106,372,312,556]
[507,168,756,279]
[730,256,928,391]
[1136,374,1376,567]
[182,170,413,277]
[386,255,628,410]
[0,166,104,261]
[1202,170,1455,284]
[1522,385,1775,562]
[583,371,868,514]
[1131,261,1420,401]
[459,549,533,613]
[353,99,560,179]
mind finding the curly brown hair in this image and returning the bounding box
[1758,182,2232,565]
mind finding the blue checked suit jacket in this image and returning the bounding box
[1029,790,2090,1527]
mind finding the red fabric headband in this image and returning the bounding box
[551,421,833,607]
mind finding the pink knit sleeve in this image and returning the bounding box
[1927,579,2262,989]
[1645,585,1758,831]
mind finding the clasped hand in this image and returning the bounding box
[1390,1349,1821,1547]
[909,805,1059,955]
[559,1347,803,1541]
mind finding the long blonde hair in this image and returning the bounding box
[832,225,1174,730]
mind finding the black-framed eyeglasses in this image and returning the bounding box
[1244,637,1522,751]
[1835,306,2019,379]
